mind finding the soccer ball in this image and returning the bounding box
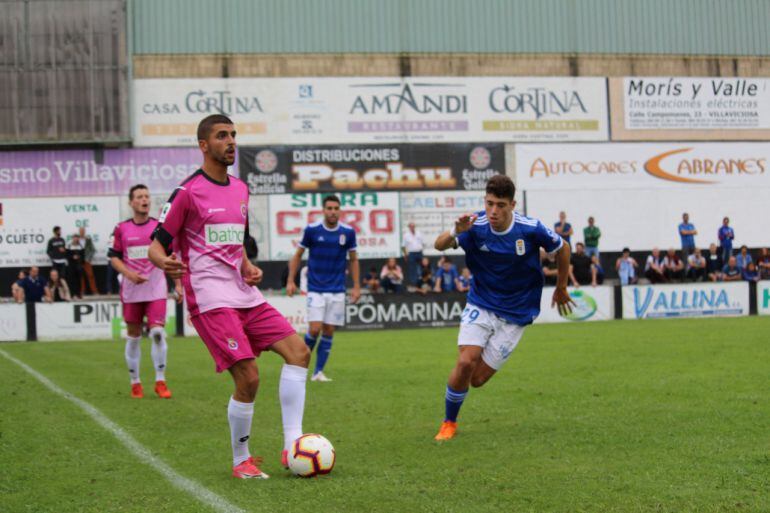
[287,434,336,477]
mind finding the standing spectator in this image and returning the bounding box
[663,248,685,282]
[11,270,26,303]
[686,248,706,282]
[45,269,71,302]
[569,242,595,286]
[554,211,573,247]
[615,247,638,285]
[735,245,752,270]
[46,226,68,275]
[78,227,99,295]
[591,255,605,285]
[66,233,85,299]
[742,262,760,282]
[456,267,472,293]
[644,248,667,284]
[722,256,742,282]
[362,266,381,293]
[706,243,723,282]
[401,222,425,287]
[434,258,459,293]
[379,257,404,293]
[718,217,735,263]
[19,266,47,303]
[678,213,697,255]
[583,216,601,258]
[757,247,770,280]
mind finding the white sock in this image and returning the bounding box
[124,336,142,384]
[149,326,167,382]
[279,364,308,451]
[228,397,254,466]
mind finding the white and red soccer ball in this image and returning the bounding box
[287,434,336,477]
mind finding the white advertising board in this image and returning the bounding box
[622,282,749,320]
[0,197,120,267]
[133,77,608,146]
[267,192,400,261]
[536,286,614,323]
[182,295,306,337]
[0,303,26,341]
[758,281,770,316]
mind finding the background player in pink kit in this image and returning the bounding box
[109,184,181,399]
[148,114,311,480]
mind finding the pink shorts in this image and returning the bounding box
[191,302,296,373]
[123,299,167,326]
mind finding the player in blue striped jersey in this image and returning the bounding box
[287,195,361,382]
[434,175,574,441]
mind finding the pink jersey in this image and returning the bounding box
[154,169,264,317]
[109,218,168,303]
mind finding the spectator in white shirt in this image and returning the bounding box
[402,222,425,287]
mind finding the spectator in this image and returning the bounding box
[46,226,68,275]
[380,257,404,293]
[434,258,459,293]
[11,270,26,303]
[644,248,667,284]
[45,269,71,302]
[19,266,47,303]
[401,222,425,287]
[541,249,559,286]
[686,247,707,282]
[706,243,723,282]
[66,233,85,299]
[363,266,381,293]
[678,213,697,255]
[722,256,742,282]
[415,265,435,296]
[583,216,601,258]
[591,255,605,285]
[554,211,573,247]
[735,245,752,270]
[757,248,770,280]
[742,262,760,283]
[456,267,472,293]
[77,227,99,295]
[663,248,685,282]
[616,247,638,285]
[569,242,594,287]
[718,217,735,263]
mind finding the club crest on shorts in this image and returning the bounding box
[227,338,238,350]
[339,234,346,246]
[516,239,526,255]
[240,202,248,219]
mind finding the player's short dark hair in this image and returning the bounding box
[323,194,341,207]
[485,175,515,201]
[129,184,148,201]
[53,226,61,233]
[197,114,234,141]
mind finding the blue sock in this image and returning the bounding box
[314,336,333,374]
[304,333,318,351]
[444,385,468,422]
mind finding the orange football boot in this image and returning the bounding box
[130,383,144,399]
[154,380,172,399]
[232,456,269,479]
[434,420,458,441]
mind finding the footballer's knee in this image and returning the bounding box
[286,335,311,367]
[470,374,490,388]
[455,356,478,380]
[321,324,335,337]
[231,361,259,400]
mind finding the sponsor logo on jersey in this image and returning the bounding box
[205,224,245,245]
[159,202,171,223]
[126,245,150,260]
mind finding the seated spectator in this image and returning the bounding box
[456,267,472,293]
[415,257,433,288]
[434,258,459,293]
[742,262,760,282]
[591,255,605,285]
[686,248,706,282]
[722,256,742,282]
[45,269,72,302]
[380,257,404,293]
[644,248,667,283]
[363,266,381,293]
[19,266,47,303]
[541,249,559,286]
[663,248,685,282]
[11,270,26,303]
[415,266,435,296]
[569,242,594,286]
[757,247,770,280]
[706,243,723,282]
[616,247,638,285]
[735,245,752,270]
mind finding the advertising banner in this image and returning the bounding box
[267,192,400,260]
[0,304,26,341]
[182,295,306,337]
[536,286,614,323]
[0,197,121,267]
[36,299,176,341]
[622,282,749,320]
[345,291,466,330]
[758,281,770,315]
[610,77,770,140]
[133,77,608,146]
[0,148,201,197]
[238,143,504,194]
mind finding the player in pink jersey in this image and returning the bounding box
[148,114,310,480]
[109,184,182,399]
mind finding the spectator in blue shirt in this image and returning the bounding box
[434,258,459,293]
[456,267,472,293]
[735,245,752,270]
[615,247,639,285]
[717,217,735,263]
[554,211,573,248]
[678,213,697,255]
[722,256,742,282]
[19,266,47,303]
[742,262,760,282]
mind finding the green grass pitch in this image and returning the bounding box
[2,317,770,513]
